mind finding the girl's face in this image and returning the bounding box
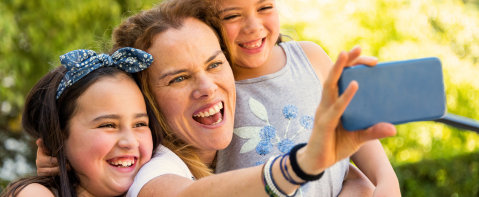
[64,75,153,196]
[218,0,280,69]
[146,18,236,154]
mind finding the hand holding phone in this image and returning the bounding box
[338,57,446,131]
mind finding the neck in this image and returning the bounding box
[195,149,217,167]
[76,185,95,197]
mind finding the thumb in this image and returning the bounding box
[358,123,397,143]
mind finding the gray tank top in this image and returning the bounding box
[216,41,349,197]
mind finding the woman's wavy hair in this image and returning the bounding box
[110,0,234,179]
[1,66,163,197]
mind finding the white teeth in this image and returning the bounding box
[109,159,135,167]
[240,39,262,49]
[193,102,224,118]
[209,108,215,115]
[212,117,223,125]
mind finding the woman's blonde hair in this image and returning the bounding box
[110,0,234,179]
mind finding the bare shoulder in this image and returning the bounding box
[138,174,194,197]
[298,41,333,85]
[15,183,54,197]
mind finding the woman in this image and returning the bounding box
[37,0,397,196]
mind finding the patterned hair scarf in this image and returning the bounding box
[56,47,154,99]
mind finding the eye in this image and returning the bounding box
[169,76,188,84]
[208,61,223,70]
[134,122,148,128]
[259,5,273,11]
[222,14,239,20]
[99,123,116,128]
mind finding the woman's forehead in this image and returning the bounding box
[147,18,223,71]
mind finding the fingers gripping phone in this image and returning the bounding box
[338,57,446,131]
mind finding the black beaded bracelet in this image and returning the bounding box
[289,143,324,181]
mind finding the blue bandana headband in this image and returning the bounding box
[56,47,153,99]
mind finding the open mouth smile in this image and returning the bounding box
[107,156,137,168]
[193,102,224,126]
[238,38,265,50]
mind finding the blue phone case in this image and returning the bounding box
[338,57,446,131]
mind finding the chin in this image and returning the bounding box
[212,131,234,150]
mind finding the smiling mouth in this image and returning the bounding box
[193,102,224,125]
[238,38,265,50]
[107,157,137,168]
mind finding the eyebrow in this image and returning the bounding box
[159,69,188,81]
[219,0,267,13]
[205,50,223,64]
[92,114,120,122]
[135,113,149,119]
[91,113,148,122]
[159,50,223,81]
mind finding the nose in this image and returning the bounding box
[192,74,218,99]
[242,15,262,35]
[118,128,139,149]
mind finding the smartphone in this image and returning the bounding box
[338,57,446,131]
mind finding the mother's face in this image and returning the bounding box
[146,18,236,152]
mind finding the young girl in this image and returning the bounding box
[214,0,401,196]
[1,47,162,197]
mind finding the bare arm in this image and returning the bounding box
[351,140,401,197]
[14,183,55,197]
[338,164,375,197]
[139,161,300,197]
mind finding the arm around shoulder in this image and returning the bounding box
[13,183,54,197]
[298,41,333,85]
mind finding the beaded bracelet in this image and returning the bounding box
[289,143,324,181]
[263,156,298,197]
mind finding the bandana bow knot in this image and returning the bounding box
[56,47,153,99]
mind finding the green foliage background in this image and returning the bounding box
[1,0,478,196]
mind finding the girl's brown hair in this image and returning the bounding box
[110,0,234,179]
[1,67,163,197]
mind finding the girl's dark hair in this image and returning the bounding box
[1,66,163,197]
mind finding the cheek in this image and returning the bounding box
[65,133,112,172]
[154,89,188,129]
[138,131,153,166]
[265,13,280,36]
[223,24,241,43]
